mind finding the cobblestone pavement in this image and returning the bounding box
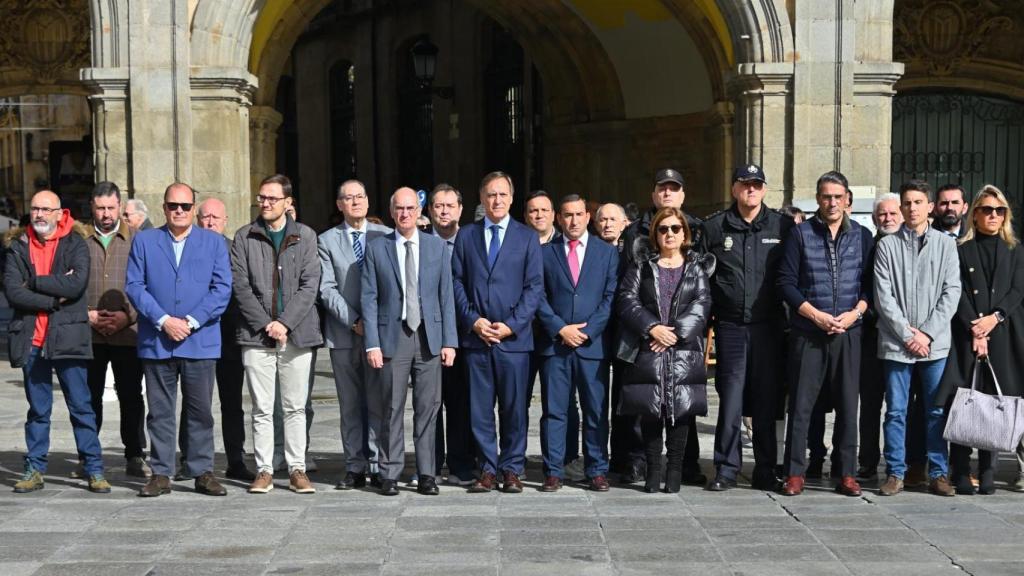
[1,351,1023,575]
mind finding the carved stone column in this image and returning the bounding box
[190,67,258,235]
[852,62,904,196]
[80,67,130,191]
[249,105,283,215]
[730,62,794,208]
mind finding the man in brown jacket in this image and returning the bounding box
[85,181,149,478]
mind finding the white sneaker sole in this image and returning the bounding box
[289,485,316,494]
[249,483,274,494]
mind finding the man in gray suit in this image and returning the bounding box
[318,179,391,489]
[361,187,457,496]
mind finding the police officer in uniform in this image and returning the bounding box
[615,168,705,485]
[701,164,794,491]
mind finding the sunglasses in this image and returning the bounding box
[657,224,684,235]
[165,202,194,212]
[975,205,1007,217]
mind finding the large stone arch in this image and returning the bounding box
[190,0,264,69]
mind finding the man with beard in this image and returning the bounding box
[931,184,968,239]
[85,182,149,479]
[7,190,110,493]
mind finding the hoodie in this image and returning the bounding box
[27,209,76,346]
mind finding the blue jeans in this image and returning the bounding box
[23,347,103,475]
[883,359,948,479]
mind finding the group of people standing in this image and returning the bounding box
[7,164,1024,499]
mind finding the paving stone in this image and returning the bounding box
[388,545,499,565]
[956,561,1024,576]
[160,544,277,564]
[30,563,153,576]
[607,543,721,563]
[942,545,1024,563]
[915,528,1024,547]
[614,562,732,576]
[829,544,951,563]
[796,513,906,530]
[845,562,967,576]
[500,546,611,564]
[48,545,168,563]
[148,564,272,576]
[604,529,711,546]
[390,529,498,547]
[716,544,837,562]
[595,515,701,531]
[499,563,614,576]
[694,515,795,531]
[729,561,851,575]
[382,565,497,576]
[0,562,41,576]
[0,545,59,563]
[500,516,601,531]
[267,563,384,576]
[813,528,926,546]
[706,527,816,545]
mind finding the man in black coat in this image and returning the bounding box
[5,190,109,494]
[615,168,705,485]
[700,165,793,491]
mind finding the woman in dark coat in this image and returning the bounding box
[615,207,713,493]
[937,184,1024,495]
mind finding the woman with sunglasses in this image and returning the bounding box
[615,207,713,493]
[937,185,1024,494]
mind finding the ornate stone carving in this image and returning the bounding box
[895,0,1016,76]
[0,0,90,84]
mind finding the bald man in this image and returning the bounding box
[6,191,110,493]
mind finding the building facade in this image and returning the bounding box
[0,1,1019,232]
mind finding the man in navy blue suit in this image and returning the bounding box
[452,171,543,493]
[126,183,233,497]
[536,194,618,492]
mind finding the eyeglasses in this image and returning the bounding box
[339,193,367,203]
[165,202,194,212]
[30,206,59,215]
[257,195,286,206]
[657,224,683,235]
[975,205,1008,217]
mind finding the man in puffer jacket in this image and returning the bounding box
[4,190,109,494]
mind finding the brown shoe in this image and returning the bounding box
[589,476,610,492]
[194,472,227,496]
[540,476,562,492]
[878,475,904,496]
[502,471,523,494]
[138,474,171,497]
[835,475,862,497]
[929,475,955,497]
[781,475,804,496]
[289,470,316,494]
[904,462,927,489]
[248,471,274,494]
[468,472,496,493]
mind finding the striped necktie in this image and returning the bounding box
[351,231,363,268]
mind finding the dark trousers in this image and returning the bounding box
[713,321,783,480]
[529,351,580,463]
[87,343,146,459]
[466,347,529,475]
[540,352,609,479]
[179,343,247,472]
[951,443,995,486]
[807,394,838,472]
[610,359,645,471]
[642,415,692,474]
[435,352,476,479]
[145,358,216,478]
[784,329,860,478]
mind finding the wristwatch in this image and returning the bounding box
[994,310,1006,323]
[855,309,864,320]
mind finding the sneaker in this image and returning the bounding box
[88,474,112,494]
[929,475,955,497]
[126,457,151,478]
[14,469,44,493]
[564,458,586,483]
[305,454,318,473]
[904,462,927,489]
[289,470,316,494]
[249,471,274,494]
[1009,474,1024,493]
[878,475,904,496]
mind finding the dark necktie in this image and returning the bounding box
[487,224,501,270]
[351,231,363,268]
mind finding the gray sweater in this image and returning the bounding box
[873,224,961,362]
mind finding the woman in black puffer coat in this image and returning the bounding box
[615,207,713,493]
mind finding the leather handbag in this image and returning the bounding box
[943,358,1024,452]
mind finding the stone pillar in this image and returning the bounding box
[730,63,794,208]
[852,63,903,196]
[190,68,259,235]
[80,67,130,190]
[250,105,283,216]
[706,101,735,208]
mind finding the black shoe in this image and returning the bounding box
[805,460,824,480]
[369,473,383,489]
[380,479,399,496]
[855,466,878,482]
[751,472,781,491]
[705,474,737,492]
[225,465,256,482]
[643,462,661,493]
[417,475,439,495]
[335,471,366,490]
[663,469,682,493]
[680,468,707,486]
[620,462,645,484]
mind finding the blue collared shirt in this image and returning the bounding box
[483,214,510,254]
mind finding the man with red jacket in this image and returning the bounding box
[5,190,110,494]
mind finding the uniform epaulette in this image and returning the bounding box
[703,208,728,221]
[771,207,790,218]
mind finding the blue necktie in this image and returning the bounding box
[351,231,363,268]
[487,224,501,270]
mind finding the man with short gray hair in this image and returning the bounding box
[123,198,153,231]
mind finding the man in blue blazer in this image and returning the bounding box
[536,194,618,492]
[361,187,458,496]
[125,183,232,497]
[452,171,543,493]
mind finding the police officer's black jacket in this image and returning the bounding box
[620,208,705,276]
[700,203,793,324]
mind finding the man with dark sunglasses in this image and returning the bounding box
[700,164,794,492]
[126,183,233,497]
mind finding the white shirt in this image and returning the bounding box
[395,232,419,322]
[483,213,511,254]
[563,231,589,270]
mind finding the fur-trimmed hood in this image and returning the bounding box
[3,221,90,248]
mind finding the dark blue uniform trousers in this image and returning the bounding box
[540,352,609,479]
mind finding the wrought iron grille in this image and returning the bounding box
[892,92,1024,209]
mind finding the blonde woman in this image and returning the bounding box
[937,185,1024,494]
